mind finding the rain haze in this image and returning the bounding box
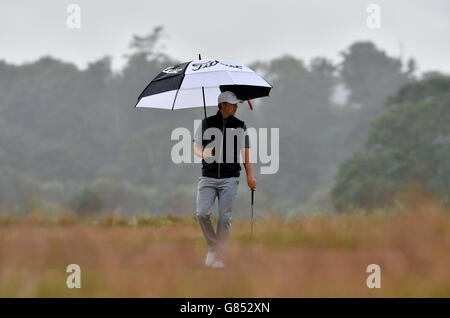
[1,0,450,299]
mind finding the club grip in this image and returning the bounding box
[251,189,254,205]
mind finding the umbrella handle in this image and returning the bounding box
[248,100,253,110]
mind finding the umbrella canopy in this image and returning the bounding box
[135,59,272,110]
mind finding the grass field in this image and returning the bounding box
[0,206,449,297]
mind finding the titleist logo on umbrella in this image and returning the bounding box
[191,60,243,72]
[162,66,184,74]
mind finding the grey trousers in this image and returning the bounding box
[196,176,239,259]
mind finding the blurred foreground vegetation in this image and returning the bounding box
[0,205,448,297]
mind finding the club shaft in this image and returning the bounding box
[250,190,254,240]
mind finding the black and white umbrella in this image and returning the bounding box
[135,57,272,117]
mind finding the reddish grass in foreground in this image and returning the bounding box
[0,209,449,297]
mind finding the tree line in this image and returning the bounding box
[1,26,447,217]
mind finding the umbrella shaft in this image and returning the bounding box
[201,86,207,119]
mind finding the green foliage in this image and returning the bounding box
[0,35,430,217]
[128,25,166,60]
[340,42,413,113]
[0,169,41,211]
[98,213,129,227]
[87,178,158,213]
[69,188,104,215]
[338,42,415,152]
[331,75,450,211]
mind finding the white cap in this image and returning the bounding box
[218,91,243,105]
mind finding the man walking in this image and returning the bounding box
[193,91,257,268]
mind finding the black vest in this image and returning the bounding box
[200,110,246,179]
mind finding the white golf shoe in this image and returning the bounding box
[205,252,215,267]
[211,259,225,269]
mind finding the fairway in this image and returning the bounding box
[0,209,449,297]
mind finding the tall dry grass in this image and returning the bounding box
[0,205,449,297]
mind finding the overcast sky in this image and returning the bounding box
[0,0,449,74]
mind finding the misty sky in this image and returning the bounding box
[0,0,449,74]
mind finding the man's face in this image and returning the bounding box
[221,102,238,117]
